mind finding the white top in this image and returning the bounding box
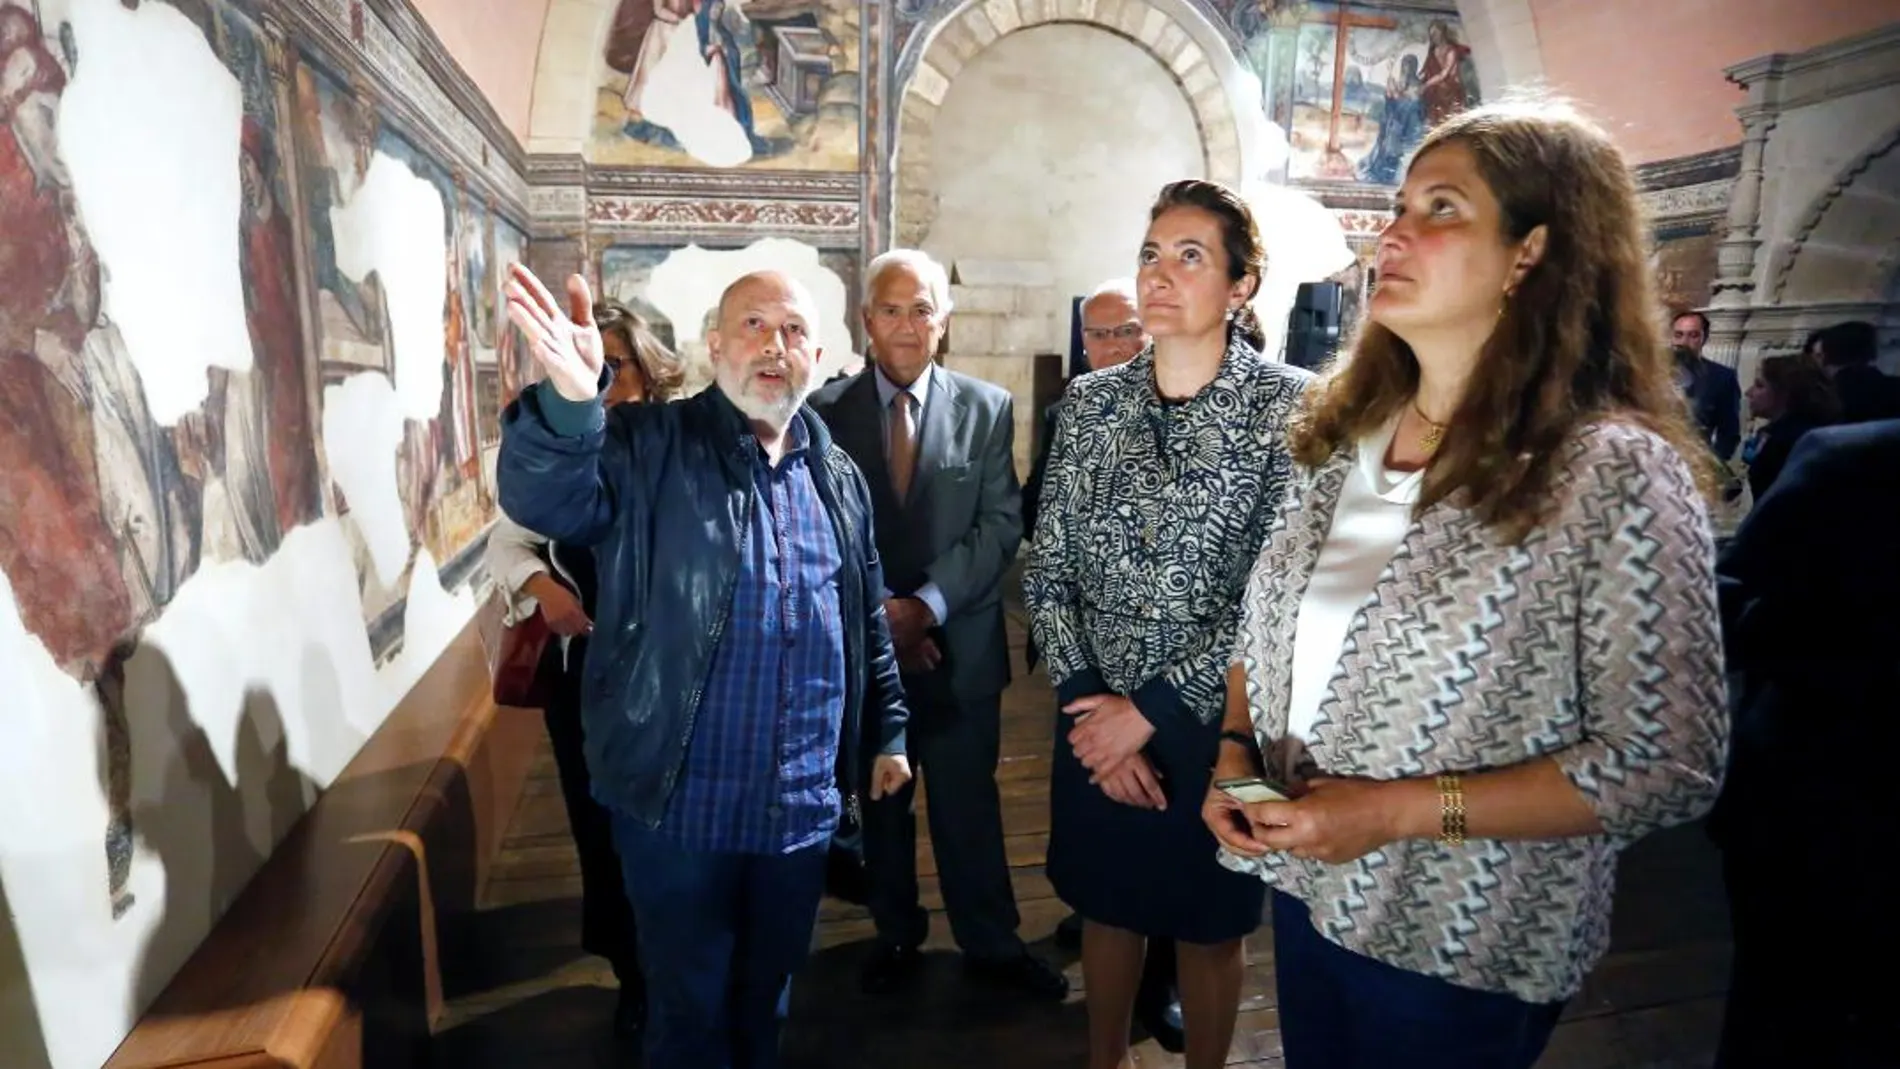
[1284,420,1424,741]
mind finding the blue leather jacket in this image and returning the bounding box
[496,382,909,828]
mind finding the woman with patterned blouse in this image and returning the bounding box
[1024,180,1311,1069]
[1204,100,1729,1068]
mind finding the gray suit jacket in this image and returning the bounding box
[811,365,1021,700]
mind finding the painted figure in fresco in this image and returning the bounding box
[463,209,496,349]
[1418,20,1475,128]
[238,120,324,538]
[615,0,697,145]
[0,1,89,358]
[85,326,203,617]
[1359,53,1423,185]
[291,67,382,346]
[697,0,761,146]
[443,238,482,479]
[611,0,769,160]
[0,3,137,675]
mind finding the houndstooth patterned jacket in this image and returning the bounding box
[1220,421,1729,1004]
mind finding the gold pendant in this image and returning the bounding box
[1419,423,1444,453]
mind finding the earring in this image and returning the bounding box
[1224,307,1236,322]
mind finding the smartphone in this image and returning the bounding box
[1215,776,1290,804]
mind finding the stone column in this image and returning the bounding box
[1705,56,1785,371]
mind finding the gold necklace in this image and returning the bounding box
[1413,401,1448,453]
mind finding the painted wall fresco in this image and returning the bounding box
[889,0,1475,187]
[290,53,496,631]
[590,0,862,170]
[1228,0,1478,183]
[1654,224,1721,313]
[0,1,510,1066]
[1,0,324,679]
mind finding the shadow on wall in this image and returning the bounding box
[0,872,54,1069]
[110,639,320,1023]
[0,636,324,1069]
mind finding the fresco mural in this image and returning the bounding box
[1654,226,1721,312]
[0,0,323,679]
[1230,0,1478,183]
[1,1,508,1036]
[0,0,536,1065]
[290,54,493,627]
[590,0,862,170]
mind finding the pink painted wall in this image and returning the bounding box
[409,0,551,142]
[1529,0,1897,162]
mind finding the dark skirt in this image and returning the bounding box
[1046,702,1265,945]
[538,634,642,980]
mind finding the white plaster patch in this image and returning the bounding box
[636,16,753,167]
[644,239,856,377]
[1234,67,1290,179]
[372,548,477,722]
[328,151,448,421]
[0,516,463,1069]
[57,0,251,427]
[135,522,377,793]
[1241,182,1355,363]
[321,372,410,587]
[0,568,119,1069]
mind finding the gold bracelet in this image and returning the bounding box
[1436,773,1466,846]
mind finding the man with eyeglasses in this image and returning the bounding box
[1024,278,1148,544]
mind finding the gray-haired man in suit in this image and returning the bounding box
[811,249,1067,1000]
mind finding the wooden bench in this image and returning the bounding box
[106,602,541,1069]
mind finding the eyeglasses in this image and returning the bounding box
[1082,324,1145,342]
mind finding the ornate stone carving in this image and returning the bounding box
[259,10,291,85]
[589,196,861,239]
[1770,122,1900,303]
[1640,179,1735,224]
[531,186,588,222]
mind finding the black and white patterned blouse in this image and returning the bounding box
[1023,338,1312,719]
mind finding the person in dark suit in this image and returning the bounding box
[1671,310,1741,462]
[1023,279,1148,546]
[1808,319,1900,424]
[811,249,1067,1001]
[1710,418,1900,1068]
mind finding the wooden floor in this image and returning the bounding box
[434,610,1732,1068]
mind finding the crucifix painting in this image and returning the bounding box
[1245,1,1480,184]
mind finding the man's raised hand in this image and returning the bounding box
[504,263,604,402]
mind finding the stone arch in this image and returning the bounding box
[1772,121,1900,305]
[522,0,617,156]
[890,0,1248,248]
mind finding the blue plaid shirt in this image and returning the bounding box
[659,418,848,855]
